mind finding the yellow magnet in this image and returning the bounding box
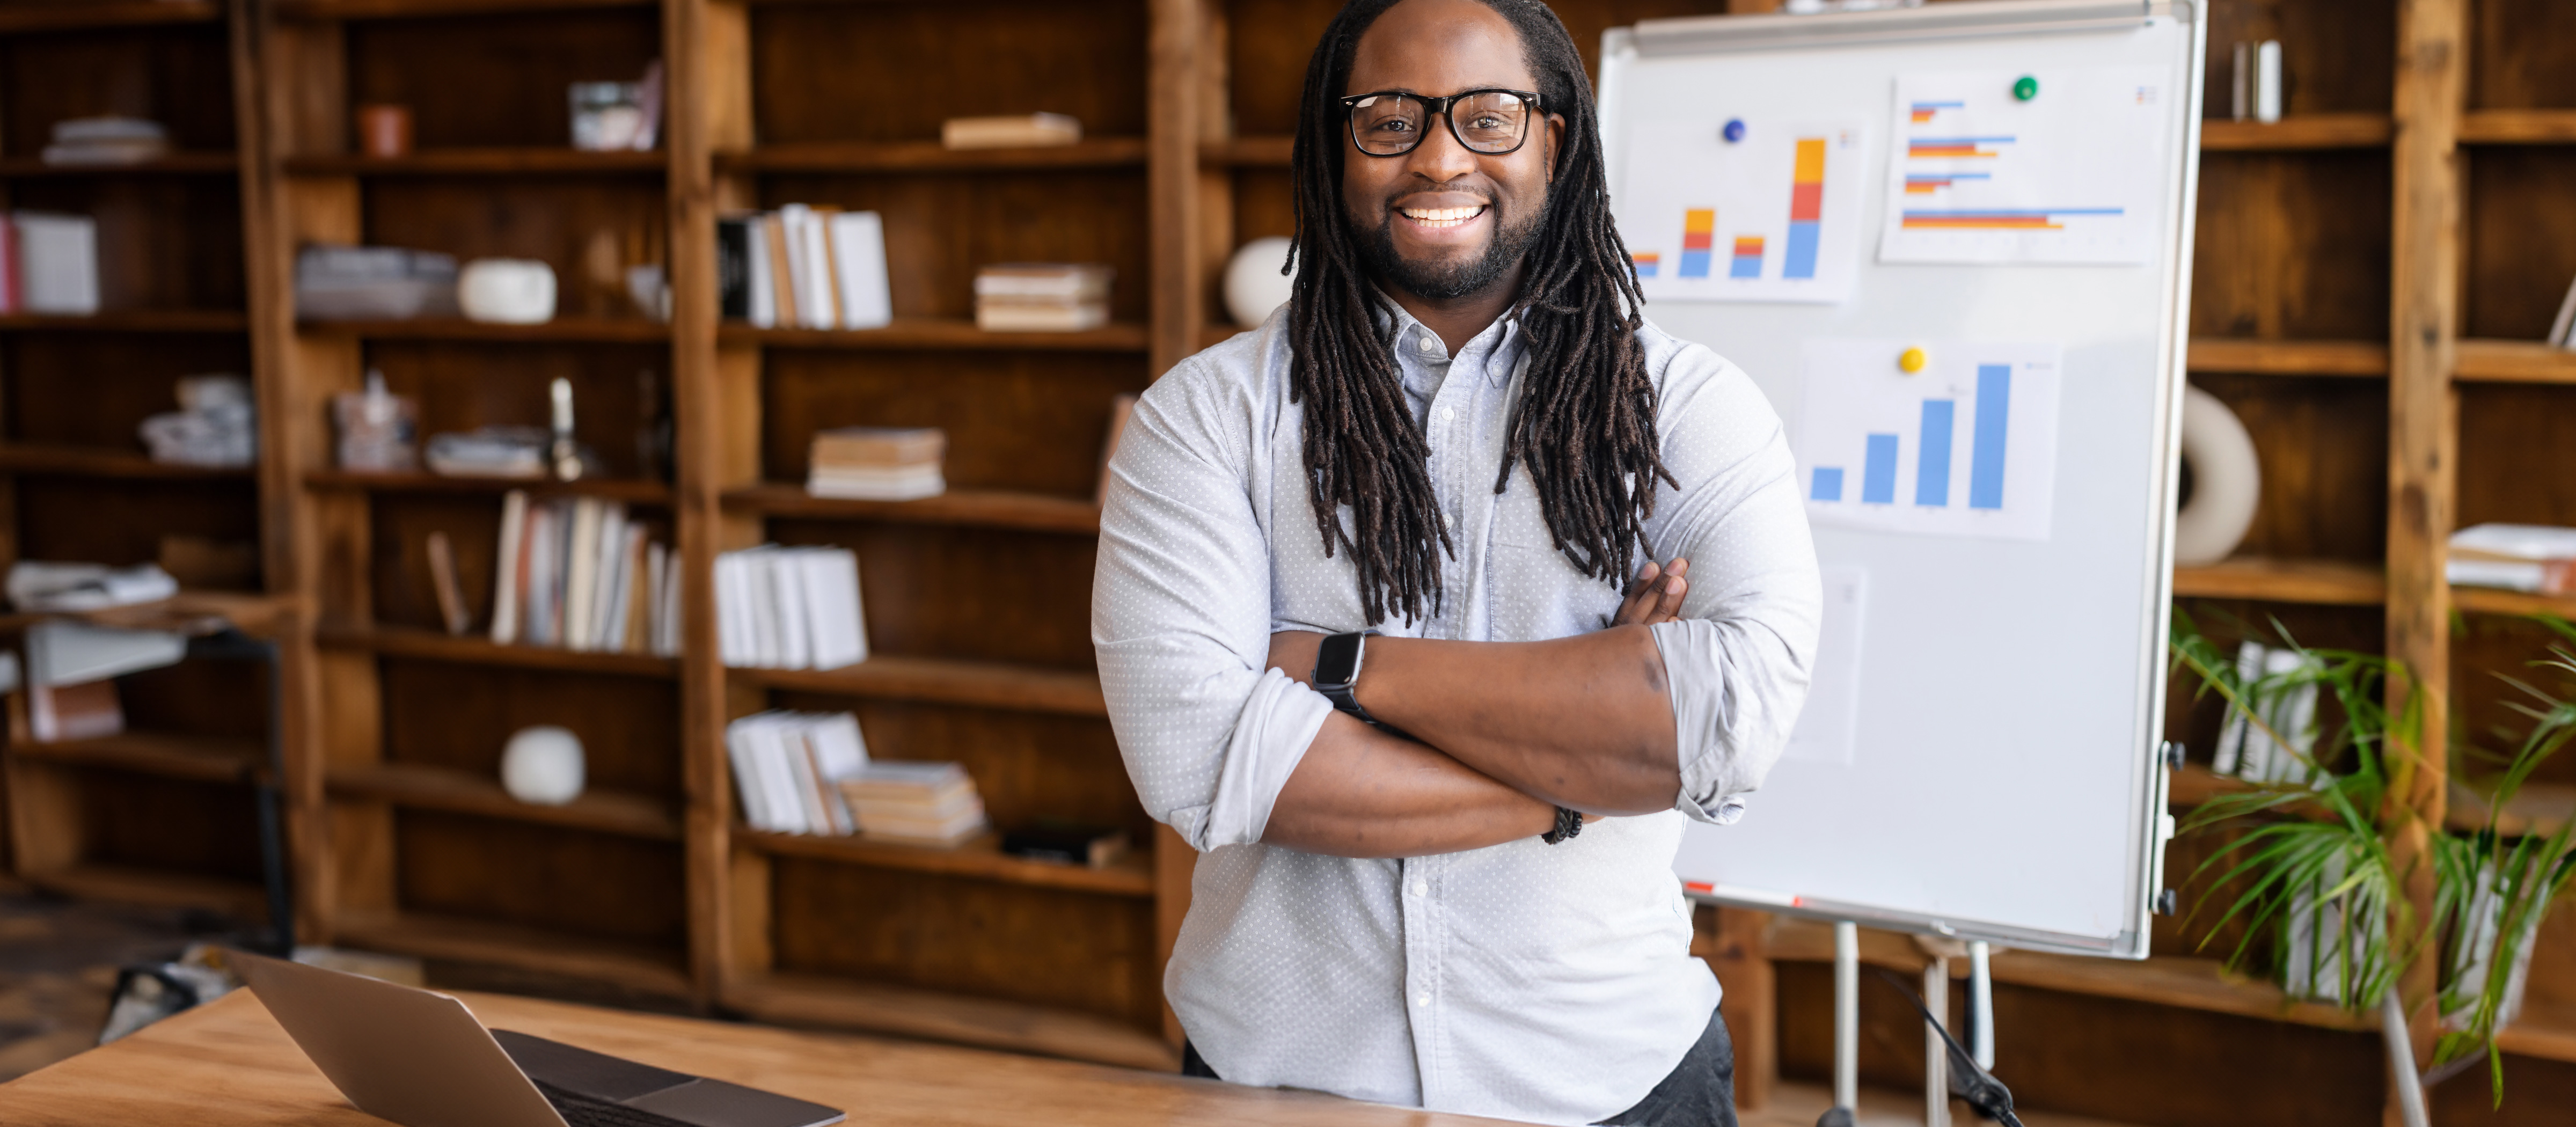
[1898,346,1928,374]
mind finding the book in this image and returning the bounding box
[723,711,873,836]
[717,217,752,321]
[2549,272,2576,349]
[826,211,892,330]
[2447,523,2576,595]
[16,211,99,316]
[941,113,1081,150]
[564,499,602,651]
[714,545,867,670]
[974,262,1114,302]
[812,426,945,466]
[792,204,838,330]
[768,548,811,671]
[491,492,528,643]
[0,216,19,313]
[28,677,122,743]
[762,216,795,332]
[807,464,946,501]
[975,302,1110,332]
[426,531,470,635]
[798,548,868,670]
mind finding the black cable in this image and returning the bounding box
[1872,967,2025,1127]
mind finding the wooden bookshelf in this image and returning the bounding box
[715,138,1151,174]
[295,317,672,343]
[0,0,296,932]
[715,318,1150,352]
[721,483,1101,534]
[2184,336,2389,376]
[283,148,667,177]
[728,655,1106,716]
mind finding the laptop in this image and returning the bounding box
[231,949,844,1127]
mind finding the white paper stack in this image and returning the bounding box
[974,263,1111,332]
[41,117,169,166]
[714,545,867,670]
[808,426,944,501]
[2447,523,2576,596]
[838,759,985,846]
[725,711,871,836]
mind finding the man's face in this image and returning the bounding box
[1341,0,1563,303]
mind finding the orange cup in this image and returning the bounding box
[356,104,413,158]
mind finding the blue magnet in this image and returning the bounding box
[1722,118,1746,143]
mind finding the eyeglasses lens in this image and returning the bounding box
[1349,93,1528,155]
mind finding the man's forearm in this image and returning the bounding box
[1359,628,1679,815]
[1263,711,1560,858]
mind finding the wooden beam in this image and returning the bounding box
[2385,0,2465,1104]
[1148,0,1207,379]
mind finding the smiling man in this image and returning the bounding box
[1093,1,1820,1123]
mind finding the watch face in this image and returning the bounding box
[1314,631,1365,686]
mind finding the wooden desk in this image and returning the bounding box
[0,989,1520,1127]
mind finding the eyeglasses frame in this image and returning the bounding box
[1338,88,1547,158]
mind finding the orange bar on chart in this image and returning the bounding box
[1679,208,1715,277]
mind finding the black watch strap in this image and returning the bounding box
[1541,806,1583,845]
[1313,630,1403,734]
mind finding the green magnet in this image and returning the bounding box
[2012,75,2039,101]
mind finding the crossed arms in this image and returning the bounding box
[1260,559,1697,859]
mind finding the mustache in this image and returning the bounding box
[1379,179,1496,208]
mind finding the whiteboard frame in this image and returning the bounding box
[1601,0,2206,958]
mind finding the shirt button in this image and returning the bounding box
[1441,513,1455,533]
[1415,993,1431,1008]
[1437,406,1455,423]
[1411,880,1429,896]
[1419,335,1442,356]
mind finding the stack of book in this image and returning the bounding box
[726,711,870,836]
[2447,523,2576,596]
[974,264,1111,332]
[716,206,891,331]
[839,760,985,846]
[489,493,683,655]
[808,426,944,501]
[940,113,1080,149]
[714,545,867,670]
[2210,639,2321,786]
[41,117,169,166]
[0,211,100,315]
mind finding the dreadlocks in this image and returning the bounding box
[1284,0,1673,627]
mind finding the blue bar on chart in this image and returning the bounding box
[1811,466,1844,502]
[1861,434,1898,503]
[1914,399,1954,506]
[1784,138,1825,280]
[1969,364,2011,509]
[1679,209,1715,278]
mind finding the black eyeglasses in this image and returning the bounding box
[1341,89,1543,157]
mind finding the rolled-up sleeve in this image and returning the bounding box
[1641,347,1823,825]
[1093,359,1334,852]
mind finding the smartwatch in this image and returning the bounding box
[1311,630,1399,732]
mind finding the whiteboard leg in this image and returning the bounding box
[1923,956,1949,1127]
[1968,940,1994,1071]
[1833,921,1858,1112]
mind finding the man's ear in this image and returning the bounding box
[1544,112,1566,182]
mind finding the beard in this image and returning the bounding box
[1355,190,1548,302]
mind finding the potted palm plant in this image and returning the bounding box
[2170,611,2576,1103]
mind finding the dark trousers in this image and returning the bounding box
[1179,1007,1738,1127]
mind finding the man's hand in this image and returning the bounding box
[1610,557,1690,627]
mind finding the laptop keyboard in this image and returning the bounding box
[538,1080,697,1127]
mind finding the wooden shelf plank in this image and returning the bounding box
[724,482,1101,535]
[304,469,674,504]
[740,829,1151,897]
[0,442,253,480]
[2460,109,2576,145]
[1199,135,1293,166]
[2186,337,2388,377]
[0,310,245,333]
[275,0,648,18]
[2447,778,2576,838]
[8,731,267,785]
[2198,114,2393,151]
[718,138,1148,173]
[0,152,238,178]
[318,623,678,677]
[0,1,222,33]
[2496,998,2576,1064]
[719,318,1148,352]
[296,316,669,342]
[2455,339,2576,384]
[0,591,300,640]
[328,760,681,840]
[2454,584,2576,619]
[731,655,1105,716]
[2173,558,2387,605]
[285,148,662,176]
[332,909,691,997]
[1767,918,2374,1032]
[23,862,269,922]
[720,971,1177,1071]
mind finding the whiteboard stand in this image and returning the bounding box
[1967,940,1995,1070]
[1921,955,1948,1127]
[1831,922,1857,1121]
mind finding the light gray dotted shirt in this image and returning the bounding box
[1092,299,1820,1125]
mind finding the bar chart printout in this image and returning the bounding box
[1616,116,1865,303]
[1877,68,2168,265]
[1796,339,2063,541]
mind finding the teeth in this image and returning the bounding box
[1401,205,1486,228]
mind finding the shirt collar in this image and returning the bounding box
[1367,287,1526,385]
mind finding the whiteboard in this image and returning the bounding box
[1601,0,2206,957]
